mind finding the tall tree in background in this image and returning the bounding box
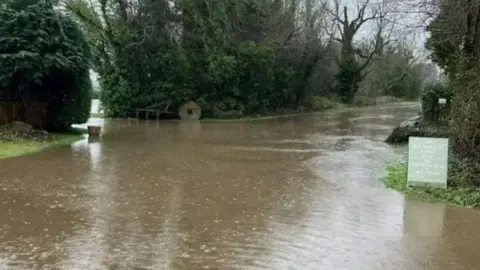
[327,0,396,103]
[65,0,338,116]
[60,0,428,118]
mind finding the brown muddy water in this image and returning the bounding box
[1,102,480,270]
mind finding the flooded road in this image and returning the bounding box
[1,102,480,269]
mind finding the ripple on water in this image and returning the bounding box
[221,146,324,154]
[261,139,314,145]
[8,102,478,270]
[348,114,396,121]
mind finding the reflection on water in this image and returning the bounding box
[2,102,480,269]
[178,120,202,138]
[404,197,446,237]
[61,138,109,269]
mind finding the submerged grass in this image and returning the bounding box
[0,127,86,159]
[384,163,480,208]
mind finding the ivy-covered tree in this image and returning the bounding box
[425,3,462,77]
[327,0,395,103]
[425,0,480,160]
[0,0,92,131]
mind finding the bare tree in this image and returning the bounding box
[325,0,401,102]
[328,0,398,74]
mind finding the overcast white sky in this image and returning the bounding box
[328,0,431,57]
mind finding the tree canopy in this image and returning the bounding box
[63,0,427,117]
[0,0,92,131]
[0,0,432,126]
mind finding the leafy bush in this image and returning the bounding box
[335,56,361,104]
[421,83,453,122]
[68,0,430,118]
[0,1,92,131]
[99,68,132,117]
[67,0,346,117]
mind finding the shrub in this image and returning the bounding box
[0,1,92,131]
[449,155,480,188]
[307,96,344,111]
[421,83,453,122]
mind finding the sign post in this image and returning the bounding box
[438,98,447,106]
[407,137,449,189]
[438,98,448,124]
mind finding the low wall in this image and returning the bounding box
[0,102,47,129]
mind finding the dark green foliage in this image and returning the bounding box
[421,83,453,122]
[65,0,431,117]
[335,57,361,104]
[425,12,461,75]
[99,67,132,117]
[235,41,276,114]
[0,0,92,131]
[425,0,480,162]
[67,0,344,117]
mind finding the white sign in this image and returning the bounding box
[407,137,449,189]
[438,98,447,105]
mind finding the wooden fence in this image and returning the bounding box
[0,102,47,129]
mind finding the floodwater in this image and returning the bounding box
[1,102,480,270]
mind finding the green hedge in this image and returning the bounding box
[0,1,92,131]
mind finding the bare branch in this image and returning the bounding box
[351,0,373,31]
[325,1,344,25]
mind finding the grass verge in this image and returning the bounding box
[90,113,104,118]
[200,96,404,123]
[0,128,86,160]
[384,162,480,208]
[201,101,347,123]
[200,112,311,123]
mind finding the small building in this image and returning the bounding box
[0,88,47,129]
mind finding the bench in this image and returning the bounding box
[135,103,173,120]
